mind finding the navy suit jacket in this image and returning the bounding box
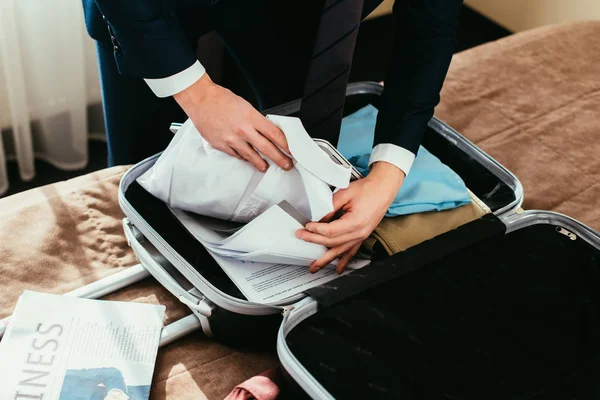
[82,0,463,156]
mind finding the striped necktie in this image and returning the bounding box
[299,0,365,147]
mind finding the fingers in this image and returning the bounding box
[224,110,292,172]
[309,240,361,273]
[332,187,353,211]
[235,142,269,172]
[319,190,351,222]
[335,242,362,274]
[296,229,357,248]
[305,213,366,241]
[244,127,293,171]
[319,211,337,223]
[220,146,245,161]
[253,113,290,154]
[300,193,367,246]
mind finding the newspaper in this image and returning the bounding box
[0,291,165,400]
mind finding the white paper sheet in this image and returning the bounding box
[207,250,370,304]
[171,203,328,265]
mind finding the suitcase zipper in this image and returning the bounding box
[281,305,295,317]
[277,297,333,399]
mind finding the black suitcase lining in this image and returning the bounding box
[126,181,246,298]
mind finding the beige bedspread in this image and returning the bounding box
[436,21,600,228]
[1,20,598,399]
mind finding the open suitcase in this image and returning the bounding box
[116,82,600,398]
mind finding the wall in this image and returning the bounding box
[366,1,600,32]
[366,0,394,19]
[464,0,600,32]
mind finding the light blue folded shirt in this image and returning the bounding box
[338,104,471,217]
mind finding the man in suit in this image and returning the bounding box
[83,0,463,272]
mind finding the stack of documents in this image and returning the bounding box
[171,200,328,265]
[170,202,370,303]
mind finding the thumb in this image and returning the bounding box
[321,187,352,222]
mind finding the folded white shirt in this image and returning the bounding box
[137,115,352,223]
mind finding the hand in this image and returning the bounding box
[296,162,405,274]
[174,74,292,172]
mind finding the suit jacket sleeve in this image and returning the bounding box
[87,0,198,79]
[374,0,463,155]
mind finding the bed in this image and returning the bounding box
[1,21,598,399]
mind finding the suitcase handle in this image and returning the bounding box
[123,219,214,318]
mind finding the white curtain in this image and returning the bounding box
[0,0,103,195]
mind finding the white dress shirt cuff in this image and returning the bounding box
[368,144,416,176]
[144,60,206,98]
